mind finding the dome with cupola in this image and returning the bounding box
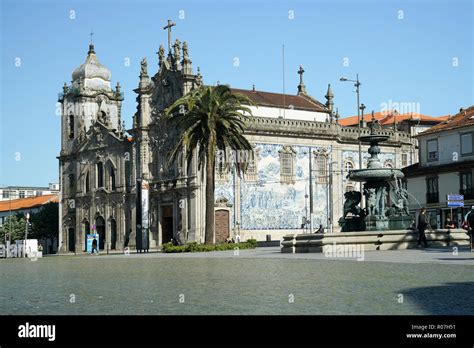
[72,44,112,91]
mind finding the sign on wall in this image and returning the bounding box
[447,194,464,208]
[142,180,150,230]
[86,234,99,253]
[136,179,150,251]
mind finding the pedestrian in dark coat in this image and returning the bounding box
[417,208,429,248]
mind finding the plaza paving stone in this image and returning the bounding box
[1,247,473,315]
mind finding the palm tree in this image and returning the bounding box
[165,84,254,244]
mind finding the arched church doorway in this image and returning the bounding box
[215,210,230,243]
[68,227,75,252]
[96,216,106,250]
[161,205,173,244]
[110,219,117,250]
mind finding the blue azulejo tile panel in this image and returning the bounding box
[240,144,330,230]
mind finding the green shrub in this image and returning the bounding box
[161,239,258,253]
[246,239,257,247]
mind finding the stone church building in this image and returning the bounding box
[58,31,417,253]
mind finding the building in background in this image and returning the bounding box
[0,194,59,225]
[0,183,59,201]
[0,194,60,254]
[403,106,474,228]
[340,111,449,165]
[58,34,420,253]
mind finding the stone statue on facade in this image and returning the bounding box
[182,42,189,59]
[196,67,203,86]
[140,58,148,76]
[173,39,181,61]
[158,44,165,66]
[78,116,86,142]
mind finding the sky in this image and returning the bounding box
[0,0,472,187]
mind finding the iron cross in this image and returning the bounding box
[90,30,94,44]
[163,19,176,53]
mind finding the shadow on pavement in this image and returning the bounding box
[403,282,474,315]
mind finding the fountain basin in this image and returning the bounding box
[348,168,404,182]
[359,135,390,143]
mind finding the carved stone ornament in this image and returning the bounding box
[215,196,232,208]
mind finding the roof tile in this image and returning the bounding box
[231,88,329,113]
[0,194,59,213]
[417,106,474,136]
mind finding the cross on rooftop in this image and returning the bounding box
[163,20,176,53]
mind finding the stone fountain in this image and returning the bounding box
[281,111,470,253]
[339,113,411,232]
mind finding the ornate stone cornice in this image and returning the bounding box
[245,116,412,145]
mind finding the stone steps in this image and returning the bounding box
[281,229,470,253]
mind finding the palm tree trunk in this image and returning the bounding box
[205,153,215,244]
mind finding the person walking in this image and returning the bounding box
[466,206,474,250]
[466,206,474,229]
[417,208,429,248]
[91,237,99,255]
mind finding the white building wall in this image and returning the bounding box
[407,176,426,208]
[406,173,460,209]
[419,126,474,167]
[439,172,460,205]
[247,105,327,122]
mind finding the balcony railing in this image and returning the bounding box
[426,192,439,204]
[460,188,474,200]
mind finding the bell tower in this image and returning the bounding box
[57,42,124,253]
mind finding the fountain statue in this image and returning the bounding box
[339,112,411,232]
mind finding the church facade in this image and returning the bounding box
[58,31,416,253]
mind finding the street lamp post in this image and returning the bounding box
[304,193,309,234]
[24,212,30,258]
[340,74,363,203]
[308,146,313,233]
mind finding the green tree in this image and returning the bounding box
[165,85,254,244]
[30,202,58,240]
[0,213,27,242]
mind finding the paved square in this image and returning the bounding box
[1,247,473,315]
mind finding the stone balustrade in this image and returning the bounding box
[246,116,412,144]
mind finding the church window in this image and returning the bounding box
[68,173,75,189]
[68,114,75,139]
[244,149,258,182]
[279,145,296,184]
[97,162,104,188]
[85,172,90,193]
[215,159,229,182]
[315,154,327,184]
[110,167,116,190]
[402,153,408,167]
